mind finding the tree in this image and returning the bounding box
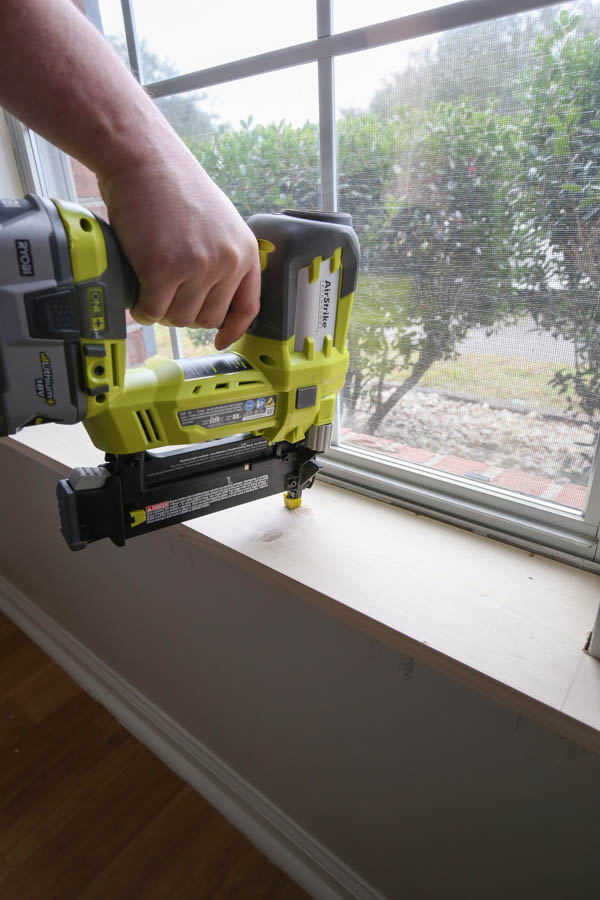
[336,110,399,257]
[345,100,525,431]
[518,9,600,432]
[188,117,320,219]
[345,5,600,433]
[367,4,600,117]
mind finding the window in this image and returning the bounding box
[14,0,600,569]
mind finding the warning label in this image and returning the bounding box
[145,474,269,523]
[178,395,276,429]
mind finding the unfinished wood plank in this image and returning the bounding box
[179,480,600,745]
[562,652,600,729]
[9,422,103,472]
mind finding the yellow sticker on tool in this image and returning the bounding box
[87,286,106,334]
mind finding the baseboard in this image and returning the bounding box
[0,573,386,900]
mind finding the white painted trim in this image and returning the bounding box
[322,447,600,572]
[0,573,386,900]
[0,111,25,196]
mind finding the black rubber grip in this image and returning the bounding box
[246,210,360,342]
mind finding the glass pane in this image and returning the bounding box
[97,0,128,50]
[334,0,455,33]
[158,64,320,357]
[129,0,315,81]
[337,1,600,512]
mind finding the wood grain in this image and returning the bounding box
[0,616,309,899]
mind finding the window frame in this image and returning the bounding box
[13,0,600,570]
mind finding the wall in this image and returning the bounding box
[1,440,599,900]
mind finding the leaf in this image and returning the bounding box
[554,136,570,155]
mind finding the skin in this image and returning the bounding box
[0,0,261,349]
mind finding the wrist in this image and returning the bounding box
[93,98,179,183]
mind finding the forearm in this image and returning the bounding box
[0,0,261,342]
[0,0,170,179]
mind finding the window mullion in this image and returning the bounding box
[169,328,183,360]
[82,0,103,32]
[317,0,336,212]
[582,436,600,538]
[145,0,573,100]
[316,0,342,445]
[120,0,143,83]
[5,116,41,194]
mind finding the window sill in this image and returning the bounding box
[6,424,600,754]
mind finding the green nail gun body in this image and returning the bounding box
[0,195,359,550]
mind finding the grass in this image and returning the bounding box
[149,295,578,416]
[151,326,577,414]
[418,352,577,413]
[351,273,579,414]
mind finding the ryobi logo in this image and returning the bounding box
[87,286,106,333]
[15,239,34,276]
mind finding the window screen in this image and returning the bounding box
[336,1,600,512]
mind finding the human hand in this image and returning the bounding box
[0,1,259,350]
[98,139,261,350]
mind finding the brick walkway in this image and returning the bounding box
[340,429,587,510]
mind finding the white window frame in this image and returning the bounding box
[10,0,600,571]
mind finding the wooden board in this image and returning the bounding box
[6,426,600,753]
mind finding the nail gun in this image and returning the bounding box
[0,195,359,550]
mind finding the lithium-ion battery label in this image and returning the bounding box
[178,395,276,429]
[178,352,253,380]
[145,474,269,523]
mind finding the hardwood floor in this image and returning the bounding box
[0,612,310,899]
